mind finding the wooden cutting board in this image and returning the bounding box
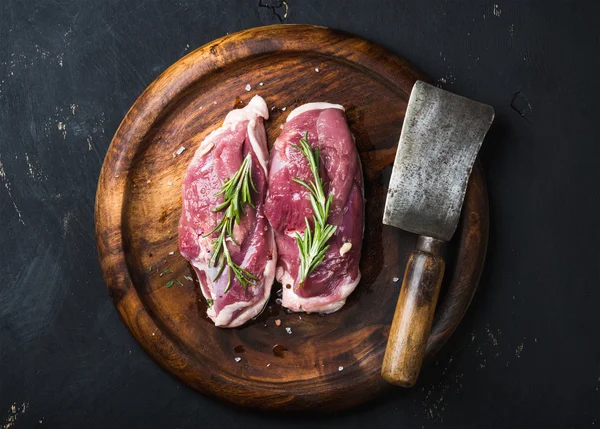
[95,24,488,412]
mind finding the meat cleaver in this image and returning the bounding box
[381,80,494,387]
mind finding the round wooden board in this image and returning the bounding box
[95,24,488,412]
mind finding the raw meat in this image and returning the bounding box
[179,95,276,327]
[264,102,364,313]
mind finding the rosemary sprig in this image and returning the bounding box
[203,153,259,293]
[292,132,337,284]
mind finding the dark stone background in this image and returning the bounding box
[1,1,599,427]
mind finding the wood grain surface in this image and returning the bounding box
[95,24,489,412]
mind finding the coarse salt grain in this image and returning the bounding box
[281,107,287,111]
[147,179,151,184]
[338,366,344,371]
[266,363,271,367]
[315,67,320,72]
[169,251,174,255]
[393,277,400,282]
[259,82,264,86]
[285,327,292,334]
[245,84,251,91]
[176,146,186,155]
[235,357,241,362]
[167,181,173,186]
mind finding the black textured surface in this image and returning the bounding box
[1,1,599,428]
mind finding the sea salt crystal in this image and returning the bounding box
[285,327,292,334]
[281,107,287,111]
[259,82,264,86]
[266,363,271,367]
[235,357,241,362]
[245,84,251,91]
[393,277,400,282]
[315,67,320,72]
[168,251,174,255]
[167,181,173,186]
[175,146,186,155]
[338,366,344,371]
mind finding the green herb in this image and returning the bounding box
[206,298,214,308]
[292,131,337,284]
[159,269,173,277]
[165,279,183,289]
[203,153,259,293]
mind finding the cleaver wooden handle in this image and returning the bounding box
[381,236,445,387]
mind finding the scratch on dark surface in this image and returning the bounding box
[0,241,66,343]
[510,91,532,120]
[0,158,25,225]
[258,0,289,23]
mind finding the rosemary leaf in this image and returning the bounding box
[292,132,337,284]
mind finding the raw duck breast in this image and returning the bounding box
[179,95,276,327]
[264,103,364,313]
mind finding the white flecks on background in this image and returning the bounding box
[57,53,64,67]
[70,104,77,115]
[61,210,75,238]
[259,82,264,86]
[315,67,320,72]
[338,366,344,371]
[285,327,292,334]
[23,152,45,182]
[515,343,524,358]
[279,124,284,129]
[493,4,502,17]
[57,122,67,139]
[213,101,217,105]
[167,181,173,186]
[234,357,241,362]
[245,84,251,91]
[25,153,35,178]
[392,277,399,282]
[266,363,271,367]
[2,402,29,429]
[486,325,499,347]
[168,251,174,255]
[281,107,286,111]
[176,146,186,155]
[146,179,151,184]
[87,136,93,151]
[509,23,514,36]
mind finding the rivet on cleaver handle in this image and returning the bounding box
[381,81,494,387]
